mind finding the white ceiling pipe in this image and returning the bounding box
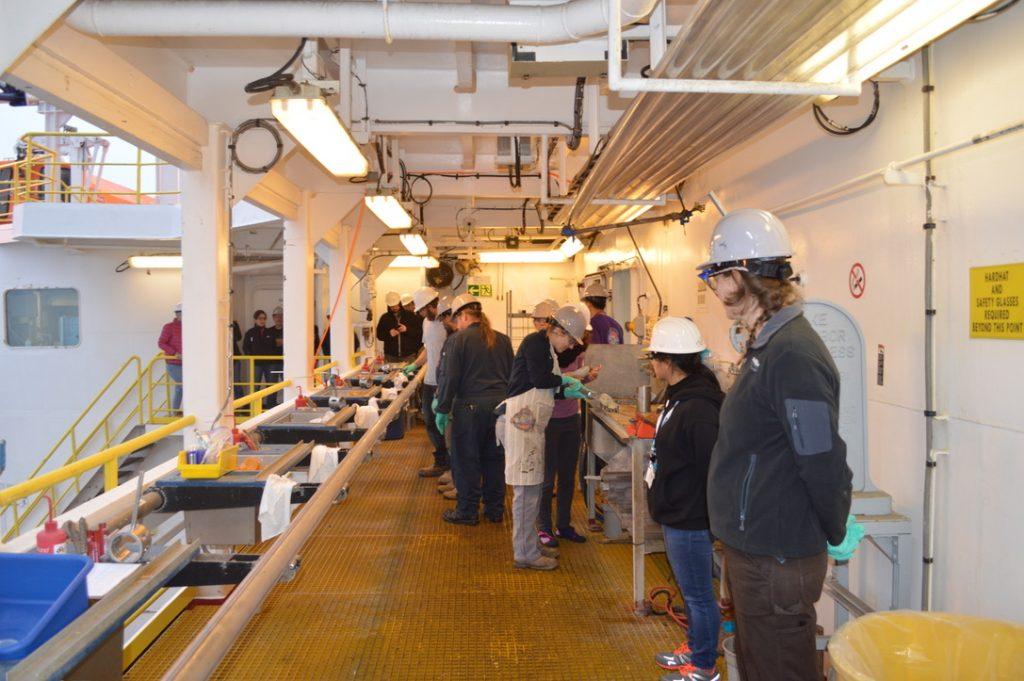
[67,0,658,44]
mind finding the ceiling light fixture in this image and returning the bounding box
[805,0,996,86]
[389,255,439,268]
[365,193,414,229]
[128,255,182,269]
[559,236,585,258]
[478,250,567,264]
[399,233,429,256]
[271,84,368,177]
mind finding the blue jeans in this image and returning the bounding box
[165,362,183,411]
[662,526,720,669]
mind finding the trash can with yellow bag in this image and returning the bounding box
[828,611,1024,680]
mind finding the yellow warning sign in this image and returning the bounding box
[970,263,1024,339]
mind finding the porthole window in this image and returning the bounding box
[4,288,80,347]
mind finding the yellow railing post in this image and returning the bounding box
[103,459,120,492]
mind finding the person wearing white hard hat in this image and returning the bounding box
[530,299,559,331]
[434,294,513,525]
[500,304,590,570]
[580,280,624,345]
[432,294,459,495]
[375,291,419,362]
[157,302,184,412]
[398,287,452,478]
[700,209,852,681]
[537,304,599,549]
[401,292,424,353]
[641,317,724,681]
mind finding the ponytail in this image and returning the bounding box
[463,306,497,348]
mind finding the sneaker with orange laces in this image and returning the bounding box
[660,663,720,681]
[654,642,692,670]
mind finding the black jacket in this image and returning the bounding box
[508,330,565,399]
[647,372,724,531]
[708,305,853,558]
[435,323,513,413]
[242,325,278,360]
[375,308,420,358]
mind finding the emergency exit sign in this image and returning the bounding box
[467,276,493,297]
[970,263,1024,339]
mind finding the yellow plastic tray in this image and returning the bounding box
[177,445,239,480]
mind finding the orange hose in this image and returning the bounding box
[311,201,365,379]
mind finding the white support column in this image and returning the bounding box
[283,190,314,400]
[181,124,230,447]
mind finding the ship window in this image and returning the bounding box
[4,288,80,347]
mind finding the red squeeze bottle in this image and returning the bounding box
[36,494,68,554]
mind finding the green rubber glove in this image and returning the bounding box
[402,363,418,377]
[435,411,449,433]
[561,376,587,400]
[827,514,865,562]
[431,397,439,412]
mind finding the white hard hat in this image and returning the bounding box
[385,292,401,307]
[451,293,481,316]
[400,292,414,306]
[174,302,182,313]
[437,294,453,317]
[413,286,439,313]
[272,306,283,315]
[646,316,706,355]
[551,304,588,345]
[582,281,609,299]
[531,299,558,320]
[697,208,794,279]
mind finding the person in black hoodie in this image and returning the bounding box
[699,209,852,681]
[644,318,724,681]
[242,309,280,409]
[376,291,420,362]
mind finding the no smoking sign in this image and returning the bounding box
[849,262,867,299]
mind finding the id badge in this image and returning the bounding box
[644,460,656,488]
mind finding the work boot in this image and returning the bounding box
[418,463,448,478]
[438,470,453,485]
[443,488,458,500]
[514,555,559,571]
[437,481,455,494]
[539,545,559,559]
[442,509,478,526]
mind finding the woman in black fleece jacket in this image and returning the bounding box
[644,317,724,681]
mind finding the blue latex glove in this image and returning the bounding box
[435,411,449,433]
[402,363,418,377]
[827,514,865,562]
[561,376,587,400]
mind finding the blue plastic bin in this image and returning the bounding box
[383,407,406,440]
[0,553,92,661]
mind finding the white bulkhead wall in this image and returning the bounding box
[578,9,1024,621]
[0,245,181,484]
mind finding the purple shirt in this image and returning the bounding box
[552,354,586,418]
[589,313,624,345]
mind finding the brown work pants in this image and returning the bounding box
[724,545,827,681]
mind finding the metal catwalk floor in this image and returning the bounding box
[126,427,686,680]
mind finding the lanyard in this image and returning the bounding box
[650,401,677,463]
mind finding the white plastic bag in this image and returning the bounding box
[355,404,380,429]
[309,445,340,483]
[258,474,296,540]
[380,387,398,400]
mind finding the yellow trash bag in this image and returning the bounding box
[829,610,1024,681]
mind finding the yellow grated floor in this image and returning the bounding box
[126,427,693,680]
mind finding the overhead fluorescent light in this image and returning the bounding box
[271,85,368,177]
[559,236,585,258]
[128,255,182,269]
[389,256,439,268]
[805,0,995,85]
[399,233,429,256]
[479,250,567,264]
[365,194,413,229]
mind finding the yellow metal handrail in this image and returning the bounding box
[0,416,195,508]
[231,380,292,411]
[0,132,179,223]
